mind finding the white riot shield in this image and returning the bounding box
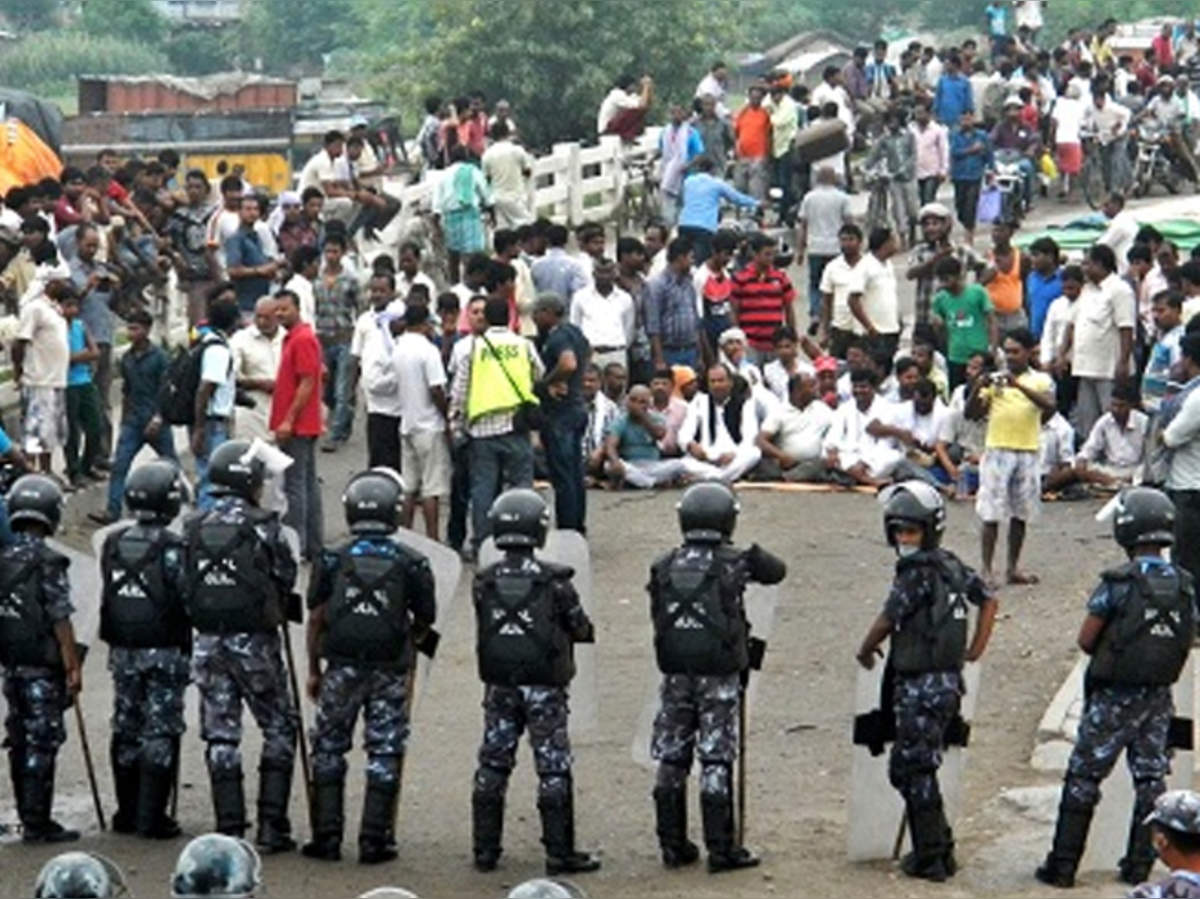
[478,531,597,737]
[846,661,982,862]
[631,581,782,770]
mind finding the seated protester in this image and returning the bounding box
[603,385,689,489]
[717,327,764,390]
[1039,406,1079,494]
[822,368,906,487]
[814,355,840,409]
[871,347,900,403]
[935,350,992,494]
[601,361,628,405]
[762,325,819,401]
[836,338,872,404]
[1142,289,1186,413]
[910,329,949,400]
[582,363,619,479]
[1073,381,1149,488]
[672,364,699,401]
[678,362,763,483]
[649,368,689,457]
[888,378,951,474]
[892,356,922,403]
[753,372,839,482]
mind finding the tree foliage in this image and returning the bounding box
[81,0,166,45]
[0,0,59,31]
[0,30,168,94]
[242,0,360,75]
[164,29,237,76]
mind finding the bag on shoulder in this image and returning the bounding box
[159,333,226,426]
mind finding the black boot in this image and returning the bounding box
[301,778,344,862]
[701,793,758,873]
[135,762,181,839]
[8,747,26,822]
[1035,802,1095,888]
[1118,806,1157,886]
[358,780,399,865]
[539,787,601,876]
[653,786,699,868]
[210,769,247,838]
[900,801,948,882]
[20,762,79,844]
[109,739,139,835]
[941,806,958,877]
[256,762,296,854]
[472,791,504,871]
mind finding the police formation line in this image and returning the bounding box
[2,440,1199,897]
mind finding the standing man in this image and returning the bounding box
[166,169,218,327]
[223,195,276,319]
[676,157,758,266]
[967,328,1056,588]
[949,109,992,246]
[658,103,704,226]
[569,258,634,372]
[906,202,985,327]
[911,101,950,205]
[933,53,974,127]
[693,95,734,173]
[314,233,360,453]
[730,233,796,364]
[1162,333,1200,583]
[796,166,852,333]
[645,238,703,370]
[857,227,903,358]
[695,62,730,117]
[765,78,799,222]
[350,272,404,472]
[13,277,69,475]
[269,289,324,560]
[67,223,115,465]
[481,120,533,229]
[229,296,283,444]
[819,224,868,359]
[190,296,238,508]
[733,86,772,202]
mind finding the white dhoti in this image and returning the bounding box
[681,445,763,484]
[621,458,689,489]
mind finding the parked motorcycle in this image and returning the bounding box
[992,150,1026,221]
[1130,121,1185,198]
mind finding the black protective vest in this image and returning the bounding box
[185,508,280,634]
[323,544,411,670]
[890,551,970,675]
[1089,562,1195,687]
[100,525,190,650]
[649,546,748,676]
[475,559,573,687]
[0,544,63,669]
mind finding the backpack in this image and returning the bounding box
[159,333,227,426]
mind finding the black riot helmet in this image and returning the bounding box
[880,480,945,549]
[1112,486,1176,549]
[677,482,739,543]
[343,468,404,534]
[7,474,63,534]
[125,461,186,523]
[207,440,265,501]
[489,489,550,549]
[34,851,128,898]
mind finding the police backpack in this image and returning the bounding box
[889,550,971,675]
[100,525,190,650]
[649,546,748,677]
[184,509,281,634]
[1089,562,1195,687]
[323,543,412,669]
[474,558,573,687]
[0,542,67,669]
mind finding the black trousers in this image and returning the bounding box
[1171,490,1200,584]
[366,412,401,472]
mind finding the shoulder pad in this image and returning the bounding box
[38,543,69,569]
[1100,561,1140,583]
[538,559,576,580]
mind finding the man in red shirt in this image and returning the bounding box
[733,85,772,201]
[730,233,797,364]
[270,289,324,559]
[1152,24,1175,70]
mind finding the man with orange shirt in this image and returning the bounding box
[733,85,772,201]
[979,220,1031,333]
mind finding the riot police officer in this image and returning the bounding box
[184,440,299,854]
[32,851,128,898]
[0,474,82,844]
[855,481,997,882]
[1036,487,1197,889]
[471,488,599,875]
[648,482,786,873]
[100,461,191,839]
[172,832,263,898]
[303,469,437,865]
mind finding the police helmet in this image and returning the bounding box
[171,833,262,898]
[1112,486,1176,549]
[489,488,550,549]
[879,480,946,549]
[34,852,127,898]
[343,468,406,534]
[358,890,421,899]
[125,461,186,522]
[8,474,64,534]
[507,879,588,899]
[677,482,739,543]
[207,441,265,500]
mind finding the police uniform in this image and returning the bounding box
[100,520,191,836]
[185,493,299,847]
[1130,790,1200,898]
[471,549,596,873]
[304,533,437,864]
[0,531,75,841]
[648,540,786,871]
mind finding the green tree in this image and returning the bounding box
[0,0,60,31]
[81,0,166,45]
[164,29,237,76]
[242,0,361,74]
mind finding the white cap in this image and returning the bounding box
[718,327,747,346]
[349,113,369,128]
[1002,94,1023,108]
[918,202,951,220]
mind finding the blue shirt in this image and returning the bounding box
[677,173,758,233]
[644,268,699,349]
[531,248,589,306]
[223,226,271,313]
[950,127,993,181]
[934,74,975,126]
[985,3,1006,37]
[67,319,92,386]
[1026,269,1063,339]
[1086,557,1197,618]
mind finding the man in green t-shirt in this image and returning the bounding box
[604,385,688,489]
[931,255,996,391]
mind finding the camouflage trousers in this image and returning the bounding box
[1063,684,1172,814]
[889,671,964,807]
[310,664,410,786]
[192,631,297,775]
[473,684,573,803]
[109,646,189,769]
[650,673,740,798]
[2,671,66,778]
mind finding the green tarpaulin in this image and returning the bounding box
[1015,215,1200,254]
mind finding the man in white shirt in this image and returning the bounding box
[230,296,283,443]
[812,67,855,137]
[1096,193,1140,276]
[1082,92,1132,193]
[1164,334,1200,580]
[351,272,405,472]
[753,371,836,481]
[678,363,762,483]
[570,257,633,371]
[298,130,355,223]
[597,75,653,137]
[694,62,730,118]
[823,368,903,486]
[857,228,902,357]
[14,277,70,472]
[191,296,239,508]
[819,223,867,359]
[396,242,438,304]
[393,304,451,539]
[284,244,319,325]
[481,121,534,229]
[1073,381,1148,487]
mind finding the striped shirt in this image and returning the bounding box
[730,264,796,351]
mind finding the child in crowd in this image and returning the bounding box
[61,291,102,489]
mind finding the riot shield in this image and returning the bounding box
[478,531,597,737]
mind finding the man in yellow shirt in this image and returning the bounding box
[966,327,1056,588]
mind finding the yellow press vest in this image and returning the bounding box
[466,331,539,422]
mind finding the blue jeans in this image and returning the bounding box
[193,418,230,510]
[468,432,533,551]
[321,342,356,443]
[807,254,835,322]
[661,345,700,369]
[280,436,322,558]
[107,416,179,518]
[542,405,587,533]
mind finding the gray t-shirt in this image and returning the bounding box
[798,185,850,256]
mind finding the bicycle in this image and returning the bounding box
[619,156,660,234]
[863,163,892,236]
[1079,134,1107,210]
